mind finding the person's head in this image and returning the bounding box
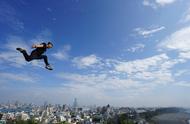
[47,42,53,48]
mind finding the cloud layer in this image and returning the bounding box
[72,54,101,68]
[134,26,165,38]
[143,0,177,9]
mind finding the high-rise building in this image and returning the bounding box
[73,98,78,108]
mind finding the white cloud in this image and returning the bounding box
[57,73,106,86]
[174,70,188,77]
[179,51,190,59]
[113,53,185,85]
[134,26,165,38]
[70,52,184,87]
[181,14,190,23]
[0,72,36,83]
[175,81,190,87]
[155,0,176,6]
[56,53,184,101]
[54,60,184,106]
[51,47,190,106]
[57,72,150,98]
[4,35,30,51]
[157,26,190,89]
[180,7,190,23]
[126,44,145,53]
[72,54,101,68]
[0,51,27,67]
[143,0,157,9]
[143,0,177,9]
[133,70,174,84]
[52,45,71,60]
[115,53,169,74]
[59,73,141,91]
[158,26,190,52]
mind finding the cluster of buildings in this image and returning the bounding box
[0,99,161,124]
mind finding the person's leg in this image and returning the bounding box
[40,55,49,66]
[31,54,49,65]
[22,50,32,62]
[37,55,52,70]
[30,52,53,70]
[16,48,32,62]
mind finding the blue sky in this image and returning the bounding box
[1,0,190,107]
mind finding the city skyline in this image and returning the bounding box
[0,0,190,107]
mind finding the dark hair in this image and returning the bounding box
[47,42,53,46]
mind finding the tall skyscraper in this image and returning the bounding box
[73,98,78,108]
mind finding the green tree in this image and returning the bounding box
[118,114,134,124]
[58,121,70,124]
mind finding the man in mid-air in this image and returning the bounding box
[16,42,53,70]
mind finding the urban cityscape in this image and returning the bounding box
[0,98,190,124]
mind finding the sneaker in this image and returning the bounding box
[45,65,53,70]
[16,48,25,53]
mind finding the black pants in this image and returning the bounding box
[21,50,49,66]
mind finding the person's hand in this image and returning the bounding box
[32,44,36,48]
